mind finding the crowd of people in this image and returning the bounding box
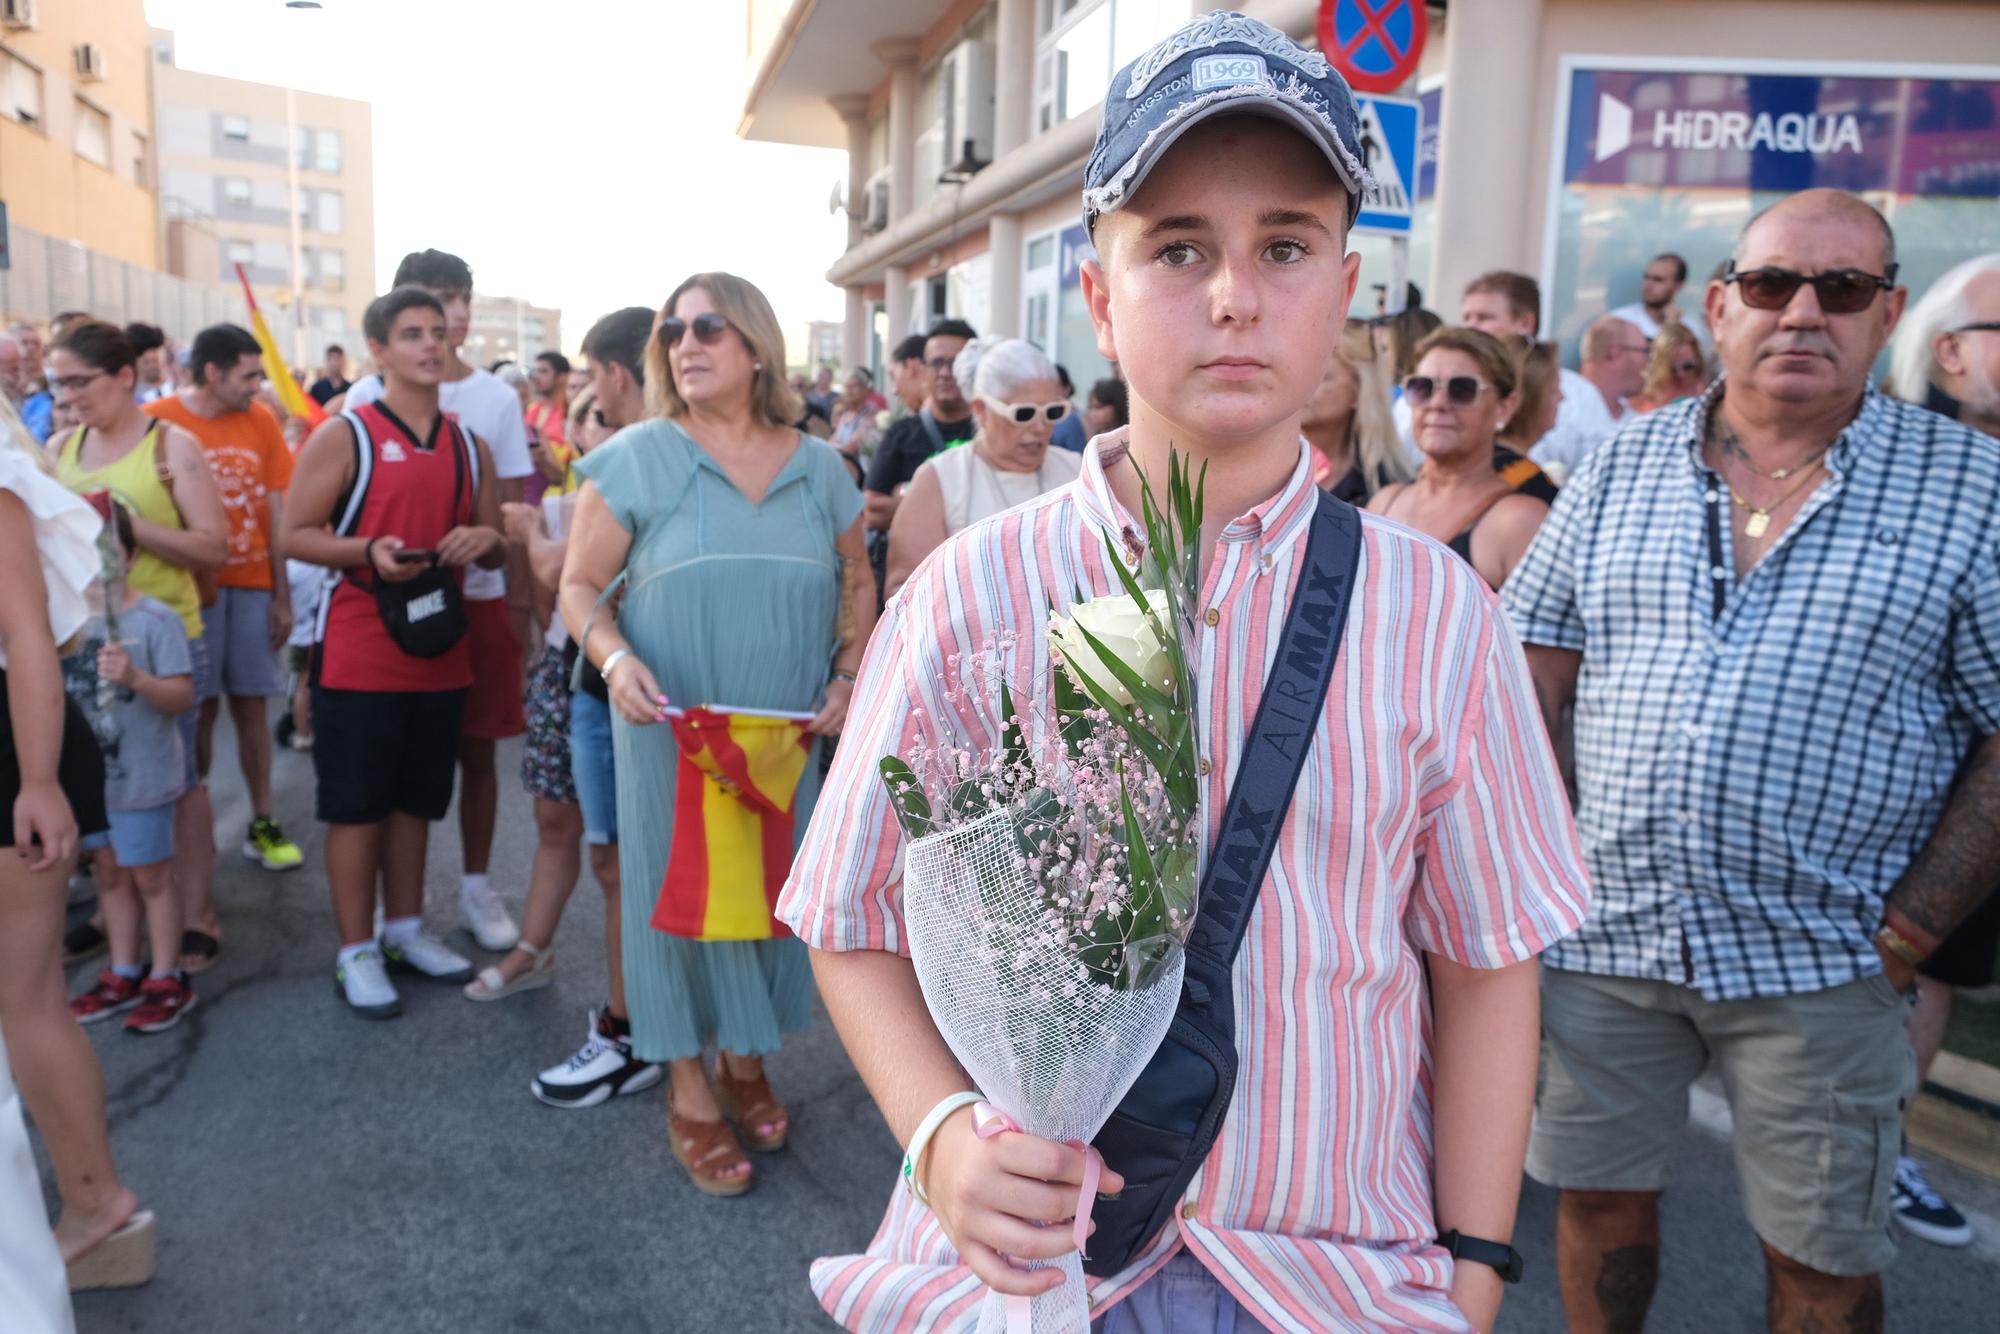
[3,13,2000,1333]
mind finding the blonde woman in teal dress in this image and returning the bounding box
[561,273,874,1195]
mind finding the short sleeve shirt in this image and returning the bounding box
[144,398,293,591]
[63,599,191,812]
[862,411,976,507]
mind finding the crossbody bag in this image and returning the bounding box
[346,420,470,659]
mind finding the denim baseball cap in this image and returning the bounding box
[1083,11,1367,232]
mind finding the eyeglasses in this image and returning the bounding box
[1723,262,1899,314]
[49,370,107,393]
[926,357,957,372]
[982,397,1071,425]
[656,312,731,348]
[1403,375,1488,407]
[1953,322,2000,335]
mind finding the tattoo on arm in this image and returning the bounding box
[1593,1243,1658,1334]
[1886,735,2000,940]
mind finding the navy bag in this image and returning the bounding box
[1084,491,1362,1277]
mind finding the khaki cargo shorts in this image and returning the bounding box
[1527,967,1916,1276]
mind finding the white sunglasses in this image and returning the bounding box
[982,396,1071,425]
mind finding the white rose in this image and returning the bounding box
[1048,589,1175,707]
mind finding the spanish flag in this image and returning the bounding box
[233,264,327,429]
[652,709,812,942]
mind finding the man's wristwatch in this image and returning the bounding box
[1437,1230,1524,1284]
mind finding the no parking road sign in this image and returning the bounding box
[1320,0,1427,95]
[1352,94,1420,235]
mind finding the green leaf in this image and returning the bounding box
[1101,530,1174,653]
[877,757,934,839]
[1066,615,1178,729]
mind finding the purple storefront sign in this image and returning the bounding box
[1562,68,2000,197]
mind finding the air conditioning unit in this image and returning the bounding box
[862,168,892,234]
[0,0,36,32]
[73,43,106,82]
[939,40,996,174]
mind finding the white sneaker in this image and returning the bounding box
[459,883,520,952]
[380,930,474,983]
[336,947,402,1019]
[530,1007,663,1109]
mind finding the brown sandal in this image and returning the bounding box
[714,1060,790,1152]
[667,1095,754,1197]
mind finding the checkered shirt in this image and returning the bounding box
[1503,381,2000,1000]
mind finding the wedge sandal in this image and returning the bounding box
[66,1209,156,1292]
[462,941,555,1002]
[715,1062,790,1153]
[668,1095,754,1197]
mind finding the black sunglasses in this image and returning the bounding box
[1723,262,1898,314]
[657,312,732,347]
[1404,374,1487,407]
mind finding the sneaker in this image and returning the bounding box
[531,1007,663,1109]
[1891,1156,1975,1247]
[242,817,304,872]
[124,975,197,1034]
[459,883,521,952]
[381,931,474,983]
[71,970,142,1024]
[336,947,402,1019]
[63,920,110,966]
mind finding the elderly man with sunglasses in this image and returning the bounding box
[1503,188,2000,1334]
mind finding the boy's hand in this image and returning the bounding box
[923,1111,1125,1298]
[500,501,546,546]
[1449,1260,1505,1333]
[96,641,134,687]
[268,593,293,651]
[436,525,500,568]
[369,536,420,584]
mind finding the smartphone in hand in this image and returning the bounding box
[392,548,438,565]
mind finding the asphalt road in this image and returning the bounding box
[42,715,2000,1333]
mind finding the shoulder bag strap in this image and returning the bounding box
[917,409,947,456]
[1184,492,1364,981]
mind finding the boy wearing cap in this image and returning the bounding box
[781,12,1589,1334]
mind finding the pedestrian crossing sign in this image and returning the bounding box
[1352,94,1420,236]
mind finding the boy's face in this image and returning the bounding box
[1083,116,1359,445]
[371,307,448,387]
[421,287,473,350]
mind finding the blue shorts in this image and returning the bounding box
[105,803,176,868]
[178,636,210,790]
[1091,1253,1253,1334]
[197,586,284,700]
[568,689,618,846]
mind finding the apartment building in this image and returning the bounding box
[741,0,1998,374]
[150,28,374,365]
[464,293,563,369]
[0,0,157,268]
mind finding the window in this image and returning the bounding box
[2,48,42,129]
[131,130,149,186]
[314,189,343,234]
[225,239,255,269]
[222,177,253,208]
[316,248,344,292]
[1035,0,1186,131]
[74,98,111,167]
[314,127,341,173]
[221,113,250,141]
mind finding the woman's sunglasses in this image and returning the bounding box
[656,312,732,347]
[982,397,1071,425]
[1723,262,1898,314]
[1403,375,1488,407]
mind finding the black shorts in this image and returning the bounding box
[0,670,108,848]
[310,686,467,825]
[1920,887,2000,989]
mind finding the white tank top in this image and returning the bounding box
[929,440,1083,536]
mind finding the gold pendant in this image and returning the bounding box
[1745,511,1771,539]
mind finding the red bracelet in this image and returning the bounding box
[1881,906,1941,958]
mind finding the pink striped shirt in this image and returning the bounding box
[779,435,1589,1333]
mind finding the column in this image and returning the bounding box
[987,213,1023,340]
[991,0,1036,160]
[886,264,913,350]
[873,38,922,224]
[1429,0,1544,321]
[832,93,874,369]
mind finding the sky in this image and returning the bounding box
[144,0,854,358]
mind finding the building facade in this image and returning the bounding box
[740,0,2000,378]
[0,0,158,270]
[464,293,562,370]
[150,28,374,367]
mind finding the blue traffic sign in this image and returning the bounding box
[1352,94,1421,235]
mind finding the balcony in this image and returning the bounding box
[739,0,958,148]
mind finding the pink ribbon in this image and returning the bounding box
[973,1102,1104,1334]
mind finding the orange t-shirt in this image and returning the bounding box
[144,397,294,591]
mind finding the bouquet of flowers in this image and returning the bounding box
[880,455,1206,1334]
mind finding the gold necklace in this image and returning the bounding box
[1724,460,1825,539]
[1728,444,1829,481]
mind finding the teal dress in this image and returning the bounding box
[573,420,862,1063]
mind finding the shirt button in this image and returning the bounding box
[1204,608,1220,627]
[1709,565,1726,580]
[1182,1202,1198,1220]
[1677,810,1696,826]
[1198,757,1212,776]
[1705,489,1720,504]
[1680,721,1703,739]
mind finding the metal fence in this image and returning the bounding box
[0,222,360,367]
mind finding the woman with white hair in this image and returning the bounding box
[883,337,1083,599]
[1889,253,2000,436]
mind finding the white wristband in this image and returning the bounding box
[600,648,632,684]
[902,1091,983,1206]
